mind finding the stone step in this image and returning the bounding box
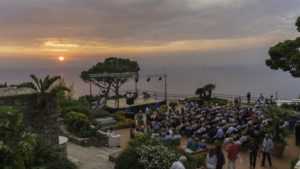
[108,149,122,163]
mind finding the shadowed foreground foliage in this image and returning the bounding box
[0,106,77,169]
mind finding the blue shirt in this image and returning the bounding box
[165,135,173,140]
[187,138,193,149]
[185,103,189,108]
[154,124,160,130]
[190,124,197,130]
[199,143,207,149]
[214,128,224,139]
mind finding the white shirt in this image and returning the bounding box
[173,134,182,140]
[170,161,185,169]
[106,131,114,136]
[226,127,238,135]
[282,121,289,128]
[206,154,217,169]
[197,127,206,134]
[262,138,273,153]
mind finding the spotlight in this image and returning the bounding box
[158,77,162,81]
[147,78,150,82]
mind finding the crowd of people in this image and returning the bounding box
[130,94,293,169]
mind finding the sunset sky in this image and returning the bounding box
[0,0,299,68]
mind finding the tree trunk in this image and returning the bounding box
[274,121,281,142]
[116,83,119,109]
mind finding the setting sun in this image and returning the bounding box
[58,56,64,61]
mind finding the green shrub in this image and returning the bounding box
[79,95,100,104]
[115,147,143,169]
[169,102,178,110]
[112,110,135,127]
[160,105,168,114]
[117,118,135,127]
[209,98,227,106]
[58,97,90,117]
[0,82,7,88]
[64,111,92,138]
[291,157,299,169]
[36,148,78,169]
[94,109,111,118]
[46,158,78,169]
[0,106,77,169]
[282,103,300,111]
[186,97,201,103]
[127,135,153,147]
[137,144,178,169]
[116,135,197,169]
[194,153,206,168]
[150,105,156,111]
[116,110,126,117]
[112,110,126,121]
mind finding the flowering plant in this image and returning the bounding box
[137,144,178,169]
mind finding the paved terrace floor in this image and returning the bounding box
[115,128,299,169]
[67,126,299,169]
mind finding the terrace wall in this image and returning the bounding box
[0,87,59,148]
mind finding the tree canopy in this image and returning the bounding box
[195,83,216,100]
[263,106,291,144]
[265,16,300,77]
[80,57,140,97]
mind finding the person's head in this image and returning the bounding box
[109,127,113,131]
[265,134,270,139]
[178,156,187,163]
[214,139,221,147]
[229,138,234,143]
[208,148,215,157]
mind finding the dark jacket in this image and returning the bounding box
[216,151,225,169]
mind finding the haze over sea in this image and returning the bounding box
[1,54,299,100]
[1,0,300,100]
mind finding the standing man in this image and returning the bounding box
[226,138,239,169]
[261,134,273,167]
[247,92,251,105]
[170,156,187,169]
[145,106,152,125]
[248,139,260,169]
[136,111,143,127]
[295,121,300,146]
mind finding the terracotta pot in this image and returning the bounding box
[272,143,286,157]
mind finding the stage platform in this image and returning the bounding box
[105,98,165,113]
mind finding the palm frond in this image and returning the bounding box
[39,79,43,93]
[30,74,41,91]
[50,86,71,95]
[48,76,61,86]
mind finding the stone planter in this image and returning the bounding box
[272,143,286,157]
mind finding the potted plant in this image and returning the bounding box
[263,106,292,157]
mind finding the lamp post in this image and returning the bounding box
[164,74,167,103]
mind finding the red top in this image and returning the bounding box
[226,143,239,161]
